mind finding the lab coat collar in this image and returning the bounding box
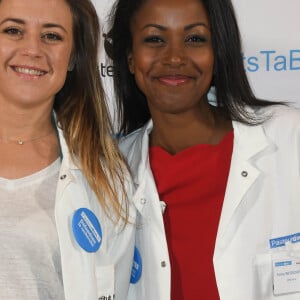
[231,119,271,159]
[56,125,80,170]
[130,116,272,176]
[129,119,153,186]
[130,117,272,183]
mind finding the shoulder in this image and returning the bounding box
[251,104,300,154]
[232,104,300,155]
[257,104,300,132]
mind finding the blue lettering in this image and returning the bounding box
[274,55,287,71]
[243,50,300,72]
[270,232,300,249]
[260,50,276,71]
[275,261,292,267]
[247,56,259,72]
[290,50,300,70]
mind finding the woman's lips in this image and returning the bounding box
[11,65,47,79]
[157,75,191,86]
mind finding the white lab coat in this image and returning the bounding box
[120,105,300,300]
[55,126,135,300]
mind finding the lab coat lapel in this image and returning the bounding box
[130,119,275,250]
[130,121,153,187]
[130,121,154,215]
[55,130,98,299]
[215,121,274,253]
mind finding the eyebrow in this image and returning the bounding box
[43,23,68,33]
[0,18,25,25]
[184,22,210,31]
[0,18,68,33]
[142,24,167,31]
[142,22,209,31]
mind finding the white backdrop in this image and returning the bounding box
[92,0,300,120]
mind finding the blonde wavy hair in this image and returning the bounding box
[54,0,129,223]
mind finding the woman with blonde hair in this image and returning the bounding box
[0,0,135,299]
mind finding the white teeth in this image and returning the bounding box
[14,67,45,76]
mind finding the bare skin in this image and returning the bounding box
[0,0,73,178]
[150,100,232,155]
[0,103,59,179]
[129,0,232,155]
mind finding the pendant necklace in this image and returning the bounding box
[0,131,54,145]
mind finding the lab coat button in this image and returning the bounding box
[161,261,167,268]
[241,171,248,177]
[60,174,67,180]
[140,198,147,204]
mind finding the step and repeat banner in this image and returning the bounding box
[92,0,300,121]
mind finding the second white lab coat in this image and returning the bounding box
[121,105,300,300]
[55,127,136,300]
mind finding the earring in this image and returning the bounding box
[68,63,74,72]
[68,58,75,71]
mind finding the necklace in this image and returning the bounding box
[0,131,55,145]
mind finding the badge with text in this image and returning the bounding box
[130,247,142,284]
[273,257,300,295]
[270,232,300,249]
[72,208,102,253]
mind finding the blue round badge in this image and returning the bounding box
[72,208,102,253]
[130,247,142,284]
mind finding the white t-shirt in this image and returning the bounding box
[0,159,64,299]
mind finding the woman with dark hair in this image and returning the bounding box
[105,0,300,299]
[0,0,135,299]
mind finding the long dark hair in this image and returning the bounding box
[105,0,278,134]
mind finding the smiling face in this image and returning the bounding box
[128,0,214,118]
[0,0,73,109]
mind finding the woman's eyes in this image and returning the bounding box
[2,27,63,42]
[185,34,207,44]
[143,34,208,46]
[41,32,63,42]
[143,35,165,44]
[3,27,22,36]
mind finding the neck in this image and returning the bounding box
[150,104,232,155]
[0,101,54,140]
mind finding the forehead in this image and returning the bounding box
[0,0,73,28]
[132,0,209,28]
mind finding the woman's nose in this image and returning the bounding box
[19,35,44,58]
[161,43,186,67]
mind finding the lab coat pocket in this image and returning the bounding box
[95,265,115,300]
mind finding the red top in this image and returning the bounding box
[149,130,234,300]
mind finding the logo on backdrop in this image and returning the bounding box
[243,49,300,72]
[99,63,114,78]
[100,49,300,78]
